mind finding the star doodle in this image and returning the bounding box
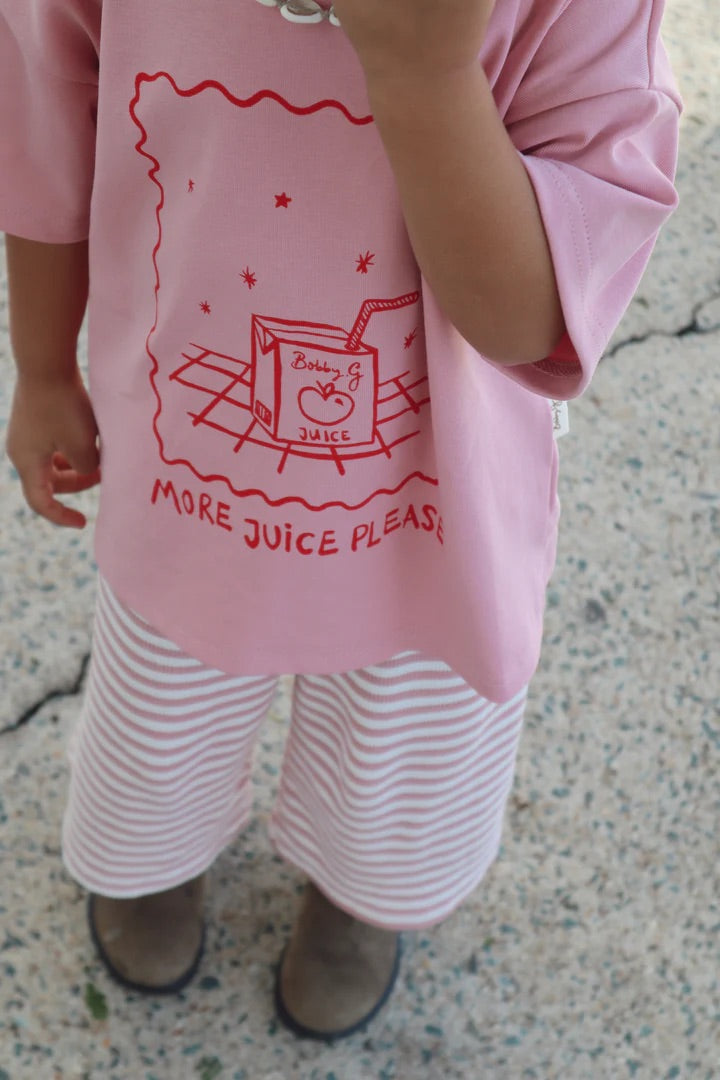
[275,193,292,208]
[356,251,375,274]
[240,267,257,289]
[199,300,211,314]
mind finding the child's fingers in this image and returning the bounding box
[55,469,102,495]
[52,442,100,476]
[22,458,88,529]
[63,441,100,478]
[51,455,102,494]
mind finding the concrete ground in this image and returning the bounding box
[0,2,717,1077]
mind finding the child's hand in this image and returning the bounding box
[5,368,101,530]
[333,0,497,85]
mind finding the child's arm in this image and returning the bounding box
[335,0,566,368]
[333,0,682,399]
[365,65,567,368]
[5,236,90,381]
[3,235,101,530]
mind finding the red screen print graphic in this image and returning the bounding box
[131,73,437,512]
[258,295,421,448]
[171,295,428,476]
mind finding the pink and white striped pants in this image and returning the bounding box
[61,574,529,929]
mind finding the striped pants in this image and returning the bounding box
[61,574,529,930]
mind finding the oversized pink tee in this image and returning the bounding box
[0,0,682,701]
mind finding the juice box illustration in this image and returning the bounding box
[250,293,419,447]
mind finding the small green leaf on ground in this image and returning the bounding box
[196,1057,223,1080]
[85,982,109,1020]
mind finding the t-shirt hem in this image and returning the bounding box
[93,552,536,705]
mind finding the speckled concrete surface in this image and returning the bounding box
[1,3,718,1077]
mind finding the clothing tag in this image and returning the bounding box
[550,399,570,439]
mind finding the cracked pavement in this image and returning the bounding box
[0,654,90,736]
[0,1,718,1076]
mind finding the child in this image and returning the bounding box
[0,0,681,1041]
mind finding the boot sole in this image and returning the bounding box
[274,933,402,1041]
[87,893,206,995]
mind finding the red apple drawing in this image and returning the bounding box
[298,381,355,426]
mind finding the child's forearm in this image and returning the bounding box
[4,235,89,381]
[366,63,566,367]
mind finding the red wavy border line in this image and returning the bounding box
[129,72,436,512]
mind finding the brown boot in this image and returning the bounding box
[87,873,207,994]
[275,881,401,1040]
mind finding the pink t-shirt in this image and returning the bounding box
[0,0,681,701]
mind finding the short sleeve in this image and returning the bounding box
[0,0,100,243]
[495,0,683,401]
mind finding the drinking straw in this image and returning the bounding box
[345,291,420,351]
